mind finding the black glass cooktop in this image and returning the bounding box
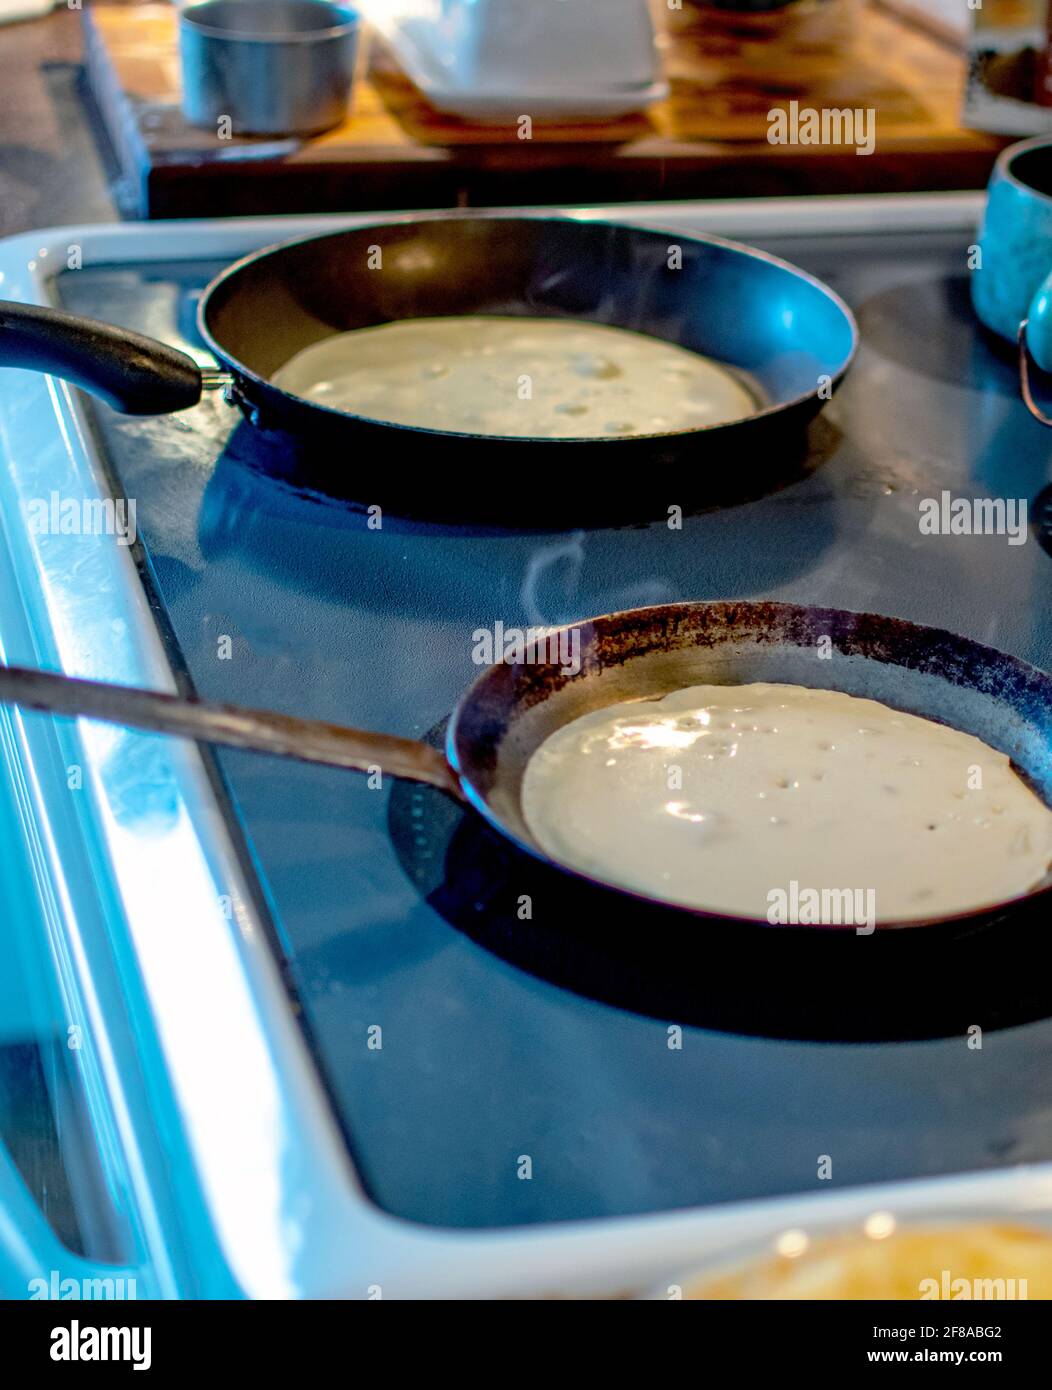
[58,223,1052,1229]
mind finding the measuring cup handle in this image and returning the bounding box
[1018,266,1052,425]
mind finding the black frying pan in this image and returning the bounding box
[0,215,857,508]
[1,601,1049,937]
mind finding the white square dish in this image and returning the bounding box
[362,0,668,120]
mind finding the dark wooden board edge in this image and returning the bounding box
[79,4,1005,220]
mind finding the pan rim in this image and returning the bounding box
[445,599,1052,935]
[178,0,361,43]
[195,210,860,445]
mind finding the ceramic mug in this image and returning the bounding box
[973,135,1052,420]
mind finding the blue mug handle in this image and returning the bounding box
[1020,267,1052,422]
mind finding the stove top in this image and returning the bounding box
[50,212,1052,1236]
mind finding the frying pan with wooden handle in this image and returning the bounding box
[0,601,1048,934]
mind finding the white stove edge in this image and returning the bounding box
[5,193,1050,1302]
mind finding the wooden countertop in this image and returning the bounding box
[0,8,115,237]
[0,1,1008,230]
[81,0,1009,219]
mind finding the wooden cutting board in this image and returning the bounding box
[81,0,1007,218]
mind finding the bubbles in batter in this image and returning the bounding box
[521,683,1052,922]
[271,316,759,438]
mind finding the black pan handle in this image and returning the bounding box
[0,300,204,415]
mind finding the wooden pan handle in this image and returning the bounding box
[0,664,463,800]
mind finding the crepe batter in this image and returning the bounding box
[681,1223,1052,1300]
[521,683,1052,921]
[271,316,757,437]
